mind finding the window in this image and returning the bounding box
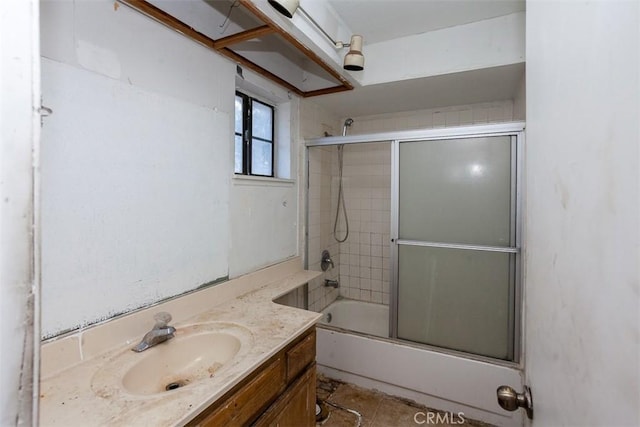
[235,91,275,177]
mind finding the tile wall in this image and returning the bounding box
[307,146,341,311]
[300,101,341,312]
[335,143,392,304]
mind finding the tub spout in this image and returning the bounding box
[324,279,339,288]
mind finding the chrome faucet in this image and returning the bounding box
[132,312,176,352]
[321,250,334,271]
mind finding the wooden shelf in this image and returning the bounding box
[119,0,353,97]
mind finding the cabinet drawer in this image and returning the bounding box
[195,357,286,427]
[286,330,315,382]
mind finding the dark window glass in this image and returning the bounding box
[234,92,274,177]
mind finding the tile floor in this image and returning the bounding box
[316,374,493,427]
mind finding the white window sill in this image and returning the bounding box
[232,174,296,187]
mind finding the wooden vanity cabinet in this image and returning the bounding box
[187,327,316,427]
[254,367,315,427]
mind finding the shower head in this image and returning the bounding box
[342,118,354,136]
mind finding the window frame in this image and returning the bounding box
[235,91,275,178]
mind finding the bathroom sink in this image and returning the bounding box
[92,322,253,396]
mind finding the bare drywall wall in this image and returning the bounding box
[40,0,303,338]
[41,58,231,337]
[40,0,274,338]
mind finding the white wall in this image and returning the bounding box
[345,100,514,135]
[1,1,40,424]
[525,1,639,425]
[228,177,299,277]
[513,72,526,121]
[40,0,300,338]
[362,12,525,86]
[229,70,300,278]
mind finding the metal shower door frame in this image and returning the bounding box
[389,123,524,365]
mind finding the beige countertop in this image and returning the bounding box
[39,258,322,426]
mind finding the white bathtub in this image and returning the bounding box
[315,298,523,427]
[319,299,389,337]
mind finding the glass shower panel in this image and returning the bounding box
[396,135,516,361]
[399,137,512,246]
[397,245,512,359]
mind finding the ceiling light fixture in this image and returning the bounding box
[341,35,364,71]
[267,0,364,71]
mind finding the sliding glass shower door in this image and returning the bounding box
[394,136,519,361]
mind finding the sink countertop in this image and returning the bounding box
[40,258,322,427]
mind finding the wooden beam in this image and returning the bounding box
[303,85,352,98]
[214,25,275,49]
[119,0,216,51]
[238,0,354,91]
[219,48,305,97]
[118,0,351,98]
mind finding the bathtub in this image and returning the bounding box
[315,298,523,427]
[319,299,388,337]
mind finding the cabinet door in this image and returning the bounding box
[194,357,285,427]
[255,366,316,427]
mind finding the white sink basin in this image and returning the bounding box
[92,322,253,396]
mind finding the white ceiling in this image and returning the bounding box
[310,0,526,117]
[310,63,524,117]
[328,0,526,44]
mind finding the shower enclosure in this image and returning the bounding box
[306,123,524,363]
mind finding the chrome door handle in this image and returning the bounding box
[497,385,533,420]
